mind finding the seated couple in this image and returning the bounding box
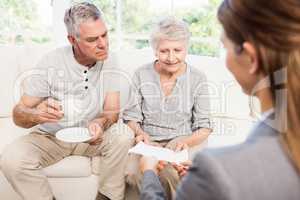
[0,2,211,200]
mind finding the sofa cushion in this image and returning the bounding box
[91,156,101,175]
[48,175,99,200]
[43,156,92,178]
[0,117,28,153]
[0,167,99,200]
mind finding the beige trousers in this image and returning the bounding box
[1,122,134,200]
[125,136,207,200]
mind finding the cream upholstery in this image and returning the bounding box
[0,118,28,154]
[0,45,254,200]
[43,156,92,178]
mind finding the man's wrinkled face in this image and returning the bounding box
[74,18,109,61]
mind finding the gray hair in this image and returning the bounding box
[150,17,191,50]
[64,2,102,38]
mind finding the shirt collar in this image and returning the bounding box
[259,108,275,122]
[67,46,104,73]
[152,60,190,81]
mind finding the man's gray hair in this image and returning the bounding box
[150,16,191,50]
[64,2,102,38]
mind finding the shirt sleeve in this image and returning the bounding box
[140,170,167,200]
[176,152,233,200]
[122,71,144,123]
[191,73,211,131]
[22,56,51,98]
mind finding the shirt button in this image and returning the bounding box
[85,78,88,82]
[84,70,87,73]
[85,86,88,89]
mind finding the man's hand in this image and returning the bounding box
[33,98,63,124]
[135,133,150,144]
[87,121,104,145]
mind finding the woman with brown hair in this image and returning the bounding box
[139,0,300,199]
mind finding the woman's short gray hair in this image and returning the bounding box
[150,17,191,50]
[64,2,102,38]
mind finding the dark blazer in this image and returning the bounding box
[140,118,300,200]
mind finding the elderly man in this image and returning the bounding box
[1,2,133,200]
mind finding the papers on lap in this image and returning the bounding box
[128,142,188,164]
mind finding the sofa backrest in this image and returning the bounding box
[0,44,254,120]
[0,45,54,117]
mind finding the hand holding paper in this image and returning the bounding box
[128,142,189,164]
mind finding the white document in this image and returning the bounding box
[128,142,188,164]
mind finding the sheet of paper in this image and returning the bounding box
[128,142,188,163]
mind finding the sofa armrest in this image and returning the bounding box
[0,117,29,154]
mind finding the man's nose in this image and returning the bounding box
[96,37,106,48]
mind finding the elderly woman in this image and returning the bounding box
[123,17,211,199]
[139,0,300,200]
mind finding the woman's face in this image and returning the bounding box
[155,39,188,74]
[221,32,259,95]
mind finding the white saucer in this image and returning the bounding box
[56,127,92,143]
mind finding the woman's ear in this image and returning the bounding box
[243,42,259,74]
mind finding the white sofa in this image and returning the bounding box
[0,45,255,200]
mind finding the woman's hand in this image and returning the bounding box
[135,133,150,144]
[172,160,192,178]
[140,156,159,174]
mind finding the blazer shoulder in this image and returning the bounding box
[176,152,236,200]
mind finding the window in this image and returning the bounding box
[0,0,53,45]
[71,0,222,56]
[174,0,222,56]
[1,0,222,56]
[122,0,171,50]
[71,0,118,48]
[122,0,222,56]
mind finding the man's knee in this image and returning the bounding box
[1,141,40,176]
[1,145,28,175]
[106,122,135,145]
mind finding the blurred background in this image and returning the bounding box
[0,0,221,56]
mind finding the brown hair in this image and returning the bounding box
[218,0,300,172]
